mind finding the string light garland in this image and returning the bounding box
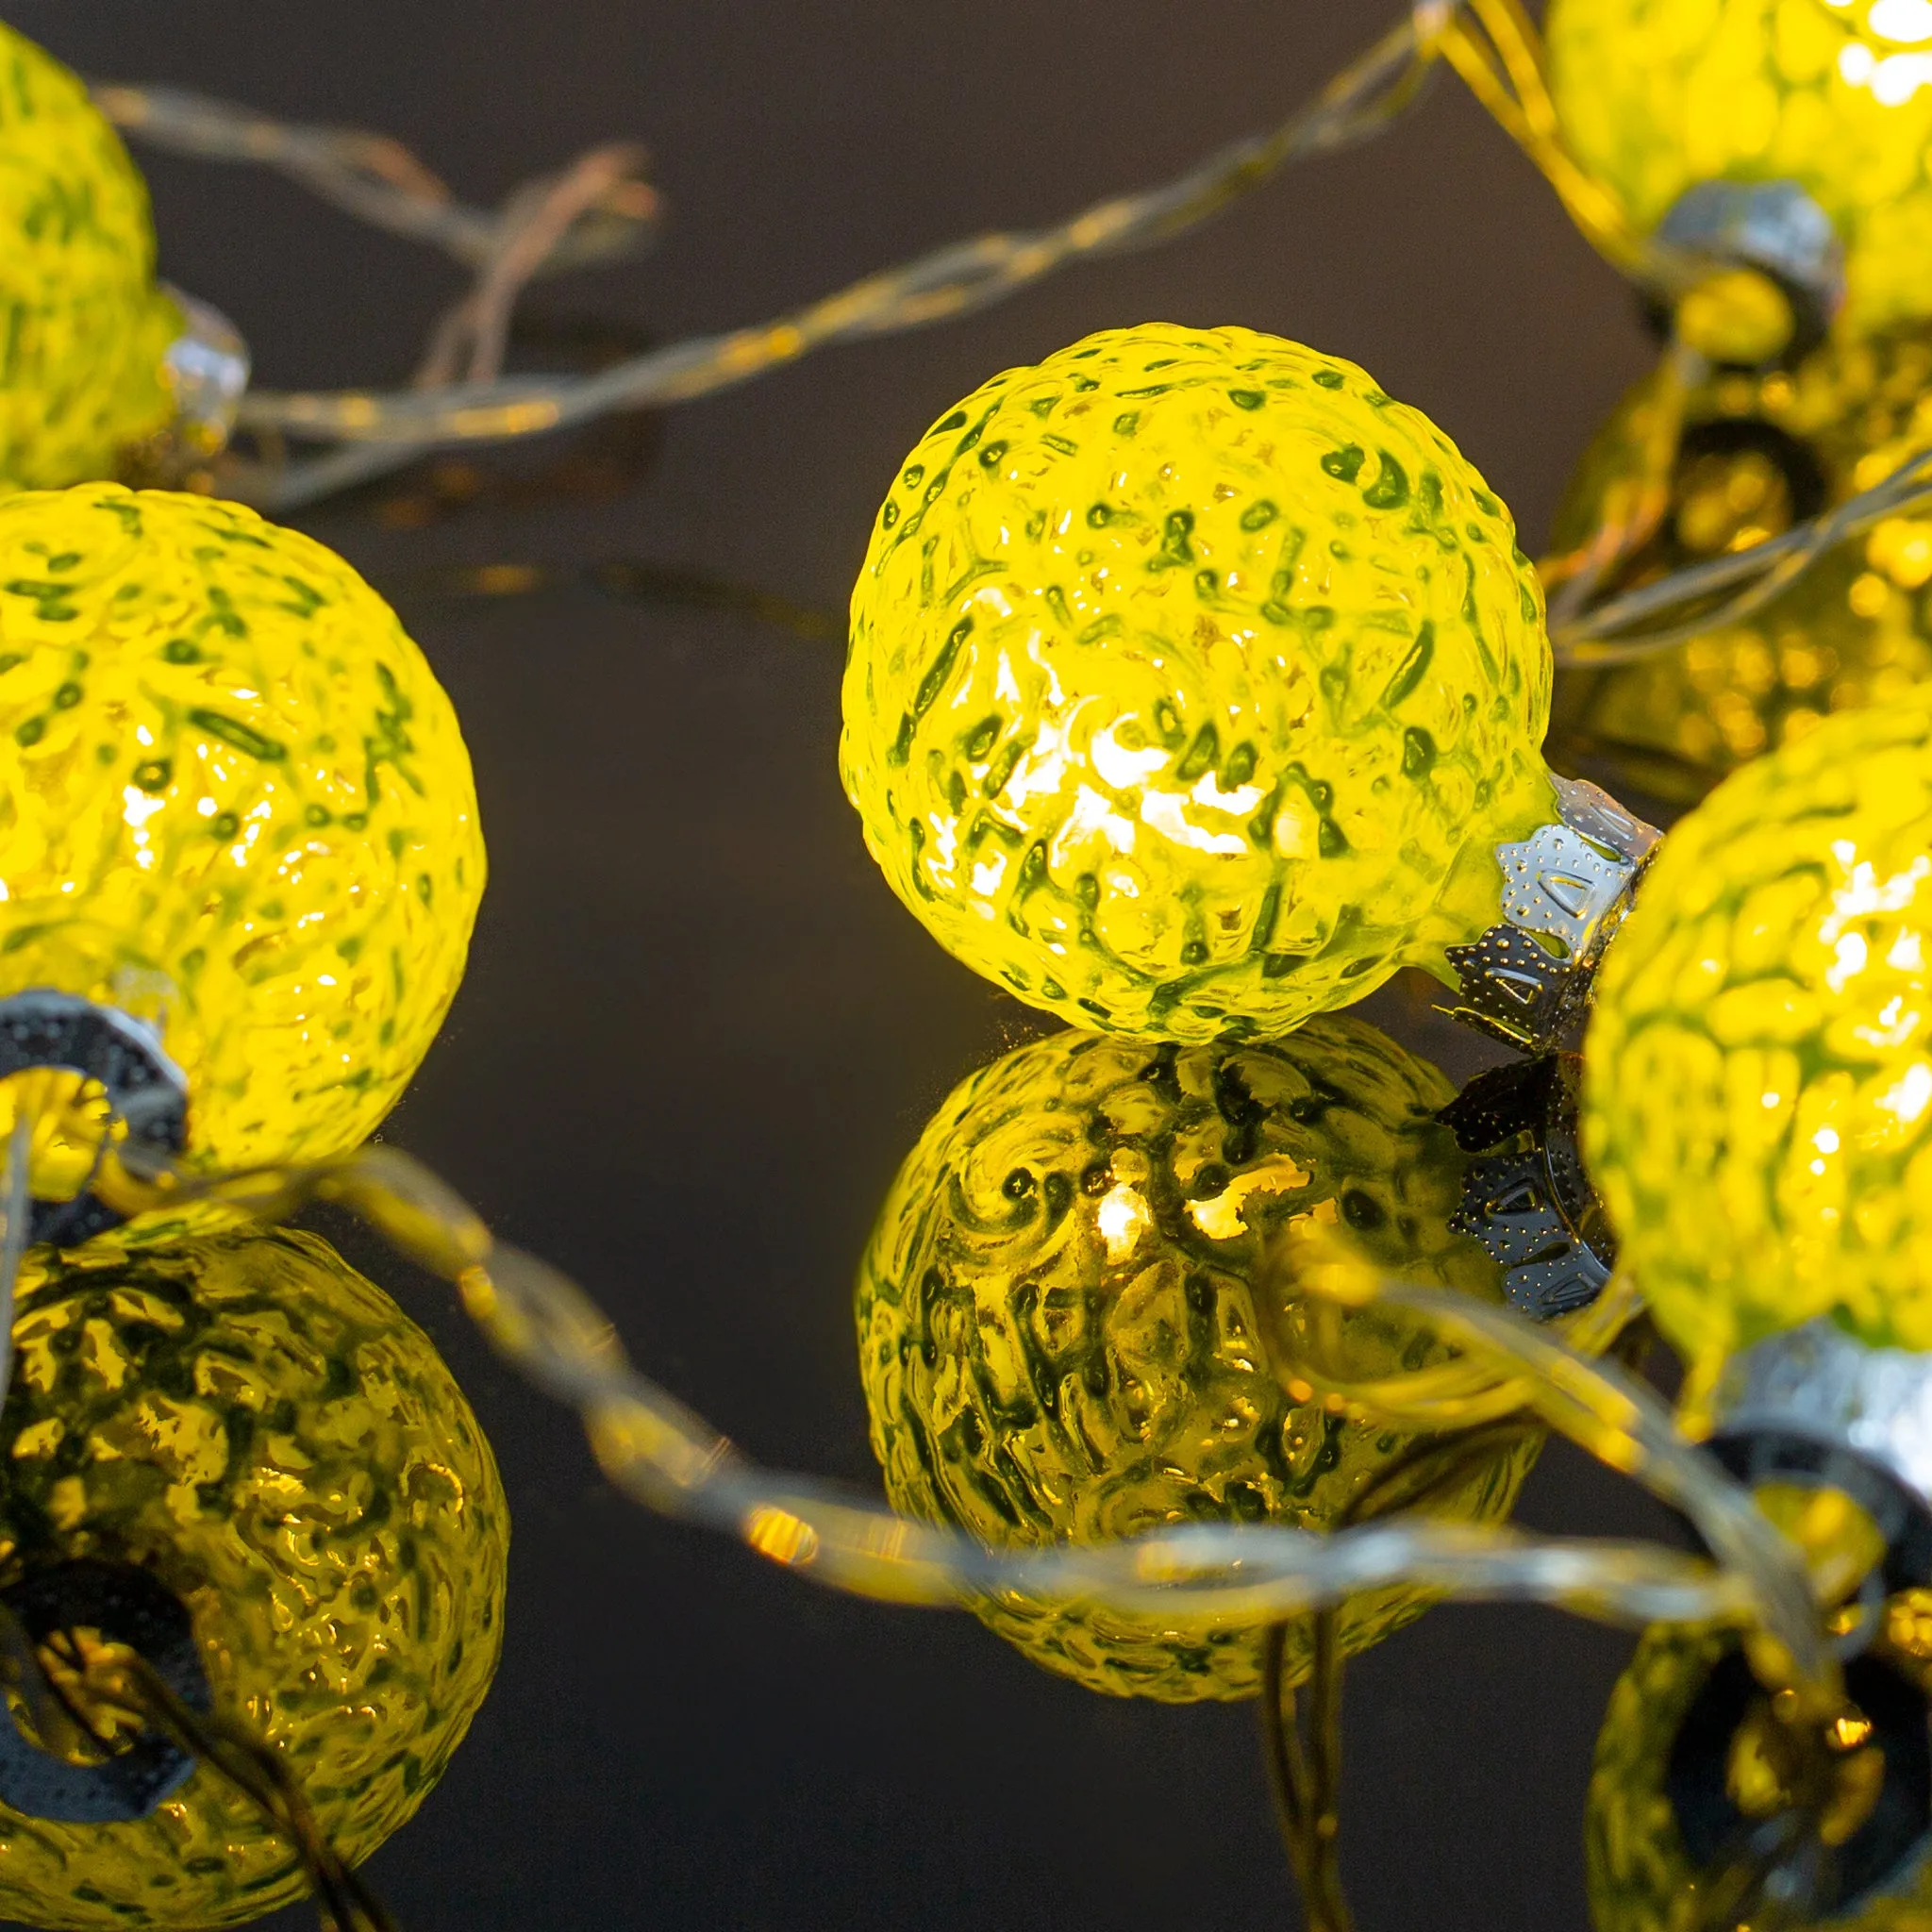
[25,1,1932,1924]
[75,0,1932,679]
[85,1137,1796,1665]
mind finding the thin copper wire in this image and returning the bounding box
[97,0,1929,648]
[1257,1419,1543,1931]
[416,143,651,390]
[0,1604,396,1932]
[1542,338,1702,629]
[92,82,660,274]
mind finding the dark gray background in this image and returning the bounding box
[4,6,1678,1927]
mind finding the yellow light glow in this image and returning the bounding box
[855,1016,1535,1703]
[841,324,1557,1041]
[1094,1181,1151,1260]
[0,26,180,487]
[0,1227,508,1929]
[0,486,484,1209]
[1552,325,1932,802]
[745,1507,822,1566]
[1585,689,1932,1362]
[1548,0,1932,329]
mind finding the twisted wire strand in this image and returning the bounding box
[207,7,1442,511]
[101,15,1926,677]
[1549,447,1932,665]
[102,1656,399,1932]
[100,5,1925,644]
[0,1604,396,1932]
[1268,1244,1827,1690]
[92,81,660,274]
[98,1143,1766,1643]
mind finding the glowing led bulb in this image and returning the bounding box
[0,485,483,1226]
[1584,688,1932,1369]
[0,1227,508,1929]
[856,1016,1617,1702]
[843,324,1657,1049]
[1552,325,1932,801]
[1547,0,1932,330]
[0,25,193,487]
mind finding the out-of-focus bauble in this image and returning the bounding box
[1586,1611,1932,1932]
[0,25,183,488]
[841,323,1557,1041]
[0,1225,508,1929]
[1584,691,1932,1369]
[856,1015,1539,1701]
[1547,0,1932,333]
[1551,327,1932,802]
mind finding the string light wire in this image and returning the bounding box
[87,1142,1820,1689]
[100,10,1441,508]
[100,7,1932,650]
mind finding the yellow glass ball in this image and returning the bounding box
[0,25,182,487]
[1551,326,1932,803]
[1547,0,1932,332]
[0,1225,508,1929]
[856,1015,1538,1702]
[1583,688,1932,1370]
[1585,1610,1932,1932]
[841,323,1558,1041]
[0,486,484,1205]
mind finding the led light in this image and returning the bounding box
[843,324,1657,1050]
[856,1015,1609,1702]
[1548,0,1932,331]
[1584,688,1932,1368]
[0,485,483,1223]
[1552,326,1932,802]
[0,25,193,487]
[0,1227,508,1929]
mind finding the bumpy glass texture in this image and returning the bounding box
[1584,689,1932,1367]
[0,486,484,1197]
[1585,1611,1932,1932]
[856,1016,1537,1702]
[1586,1621,1751,1932]
[1552,327,1932,801]
[841,324,1557,1041]
[0,25,180,488]
[0,1226,508,1929]
[1547,0,1932,331]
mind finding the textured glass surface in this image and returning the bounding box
[1584,689,1932,1367]
[841,323,1558,1041]
[0,1226,508,1929]
[1553,327,1932,800]
[0,486,484,1203]
[1584,1609,1929,1932]
[856,1016,1538,1702]
[1585,1621,1744,1932]
[1548,0,1932,331]
[0,25,179,487]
